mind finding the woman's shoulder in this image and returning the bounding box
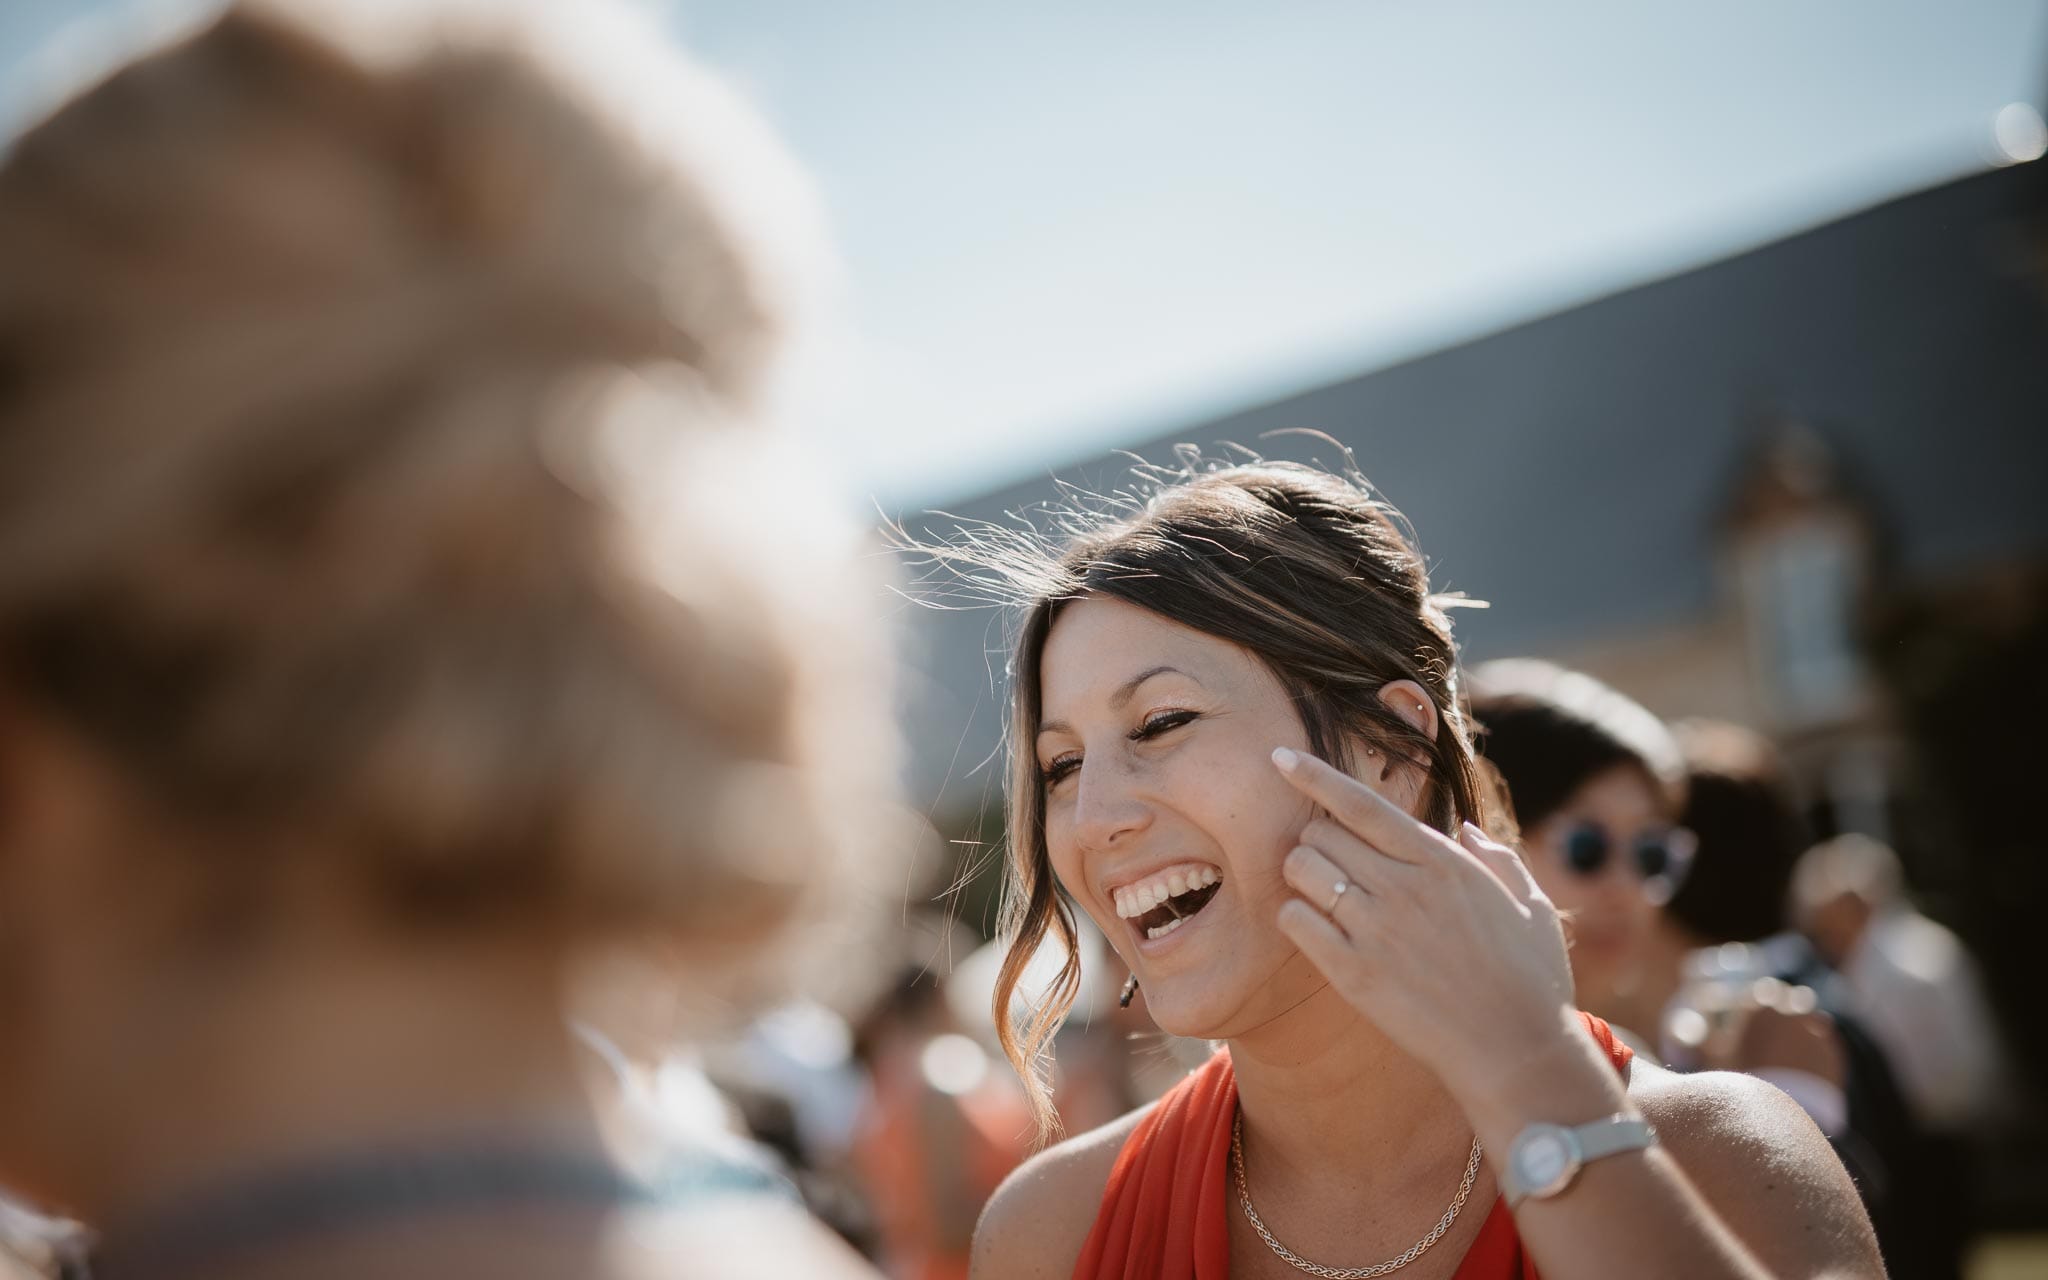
[1626,1055,1826,1152]
[968,1101,1157,1280]
[1626,1056,1838,1176]
[1624,1059,1882,1271]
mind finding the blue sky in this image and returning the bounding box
[6,2,2044,507]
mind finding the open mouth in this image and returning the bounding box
[1113,865,1224,942]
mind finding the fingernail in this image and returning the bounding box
[1462,821,1485,842]
[1271,746,1299,772]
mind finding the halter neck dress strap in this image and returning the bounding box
[1071,1011,1635,1280]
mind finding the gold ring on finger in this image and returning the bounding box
[1326,879,1349,915]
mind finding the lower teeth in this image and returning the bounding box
[1146,916,1186,941]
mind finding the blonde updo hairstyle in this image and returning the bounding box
[0,1,893,1004]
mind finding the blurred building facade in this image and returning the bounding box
[900,156,2044,816]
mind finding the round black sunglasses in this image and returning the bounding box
[1547,820,1697,903]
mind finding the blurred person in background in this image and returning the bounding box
[946,917,1189,1140]
[0,1196,84,1280]
[1646,721,1848,1096]
[1468,674,1911,1190]
[1479,693,1975,1277]
[1467,658,1694,1048]
[1649,721,1807,998]
[1784,837,2005,1275]
[1793,834,2007,1139]
[0,3,899,1277]
[702,1000,880,1254]
[1664,723,1951,1279]
[850,952,1032,1280]
[924,460,1880,1279]
[1471,684,1892,1114]
[1043,955,1203,1126]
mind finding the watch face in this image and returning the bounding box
[1515,1128,1576,1196]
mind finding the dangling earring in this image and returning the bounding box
[1119,973,1139,1008]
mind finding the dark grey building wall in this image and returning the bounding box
[894,163,2048,814]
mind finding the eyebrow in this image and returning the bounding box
[1036,665,1194,739]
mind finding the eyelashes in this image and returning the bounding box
[1041,709,1200,790]
[1136,708,1199,740]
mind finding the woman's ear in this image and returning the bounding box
[1376,680,1438,743]
[1357,680,1439,813]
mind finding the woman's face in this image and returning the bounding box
[1520,764,1670,1006]
[1035,595,1399,1040]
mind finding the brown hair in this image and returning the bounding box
[1667,719,1808,943]
[0,2,892,1005]
[910,455,1490,1138]
[1467,658,1684,830]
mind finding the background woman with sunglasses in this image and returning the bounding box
[1468,659,1701,1046]
[1472,667,1938,1276]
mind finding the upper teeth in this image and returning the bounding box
[1113,865,1221,918]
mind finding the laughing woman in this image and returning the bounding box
[944,462,1883,1279]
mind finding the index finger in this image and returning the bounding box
[1271,746,1445,865]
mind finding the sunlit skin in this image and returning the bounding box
[1028,586,1359,1093]
[978,596,1887,1280]
[1519,765,1670,1014]
[1033,597,1521,1268]
[1036,596,1356,1040]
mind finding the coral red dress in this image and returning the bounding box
[1072,1013,1635,1279]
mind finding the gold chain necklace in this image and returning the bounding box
[1232,1109,1484,1279]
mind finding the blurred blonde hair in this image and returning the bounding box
[0,0,895,1005]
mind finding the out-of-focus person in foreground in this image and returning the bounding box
[918,460,1883,1279]
[0,3,895,1277]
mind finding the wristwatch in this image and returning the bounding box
[1500,1114,1656,1206]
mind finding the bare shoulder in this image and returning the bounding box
[968,1102,1155,1280]
[1626,1060,1885,1278]
[1626,1059,1840,1193]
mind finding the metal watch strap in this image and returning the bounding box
[1572,1114,1654,1164]
[1502,1114,1655,1206]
